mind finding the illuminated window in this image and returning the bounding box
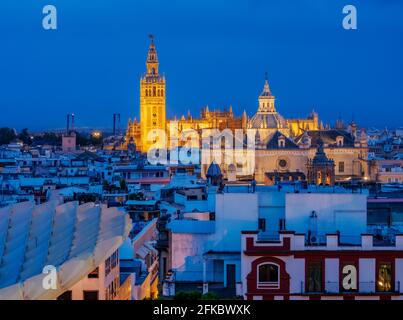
[377,262,392,292]
[257,263,279,289]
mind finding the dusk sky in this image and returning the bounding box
[0,0,402,131]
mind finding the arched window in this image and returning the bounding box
[161,89,164,97]
[257,263,279,288]
[145,89,148,97]
[153,87,156,96]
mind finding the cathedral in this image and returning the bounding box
[125,37,370,184]
[125,36,247,153]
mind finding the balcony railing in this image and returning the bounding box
[257,231,280,242]
[300,281,401,294]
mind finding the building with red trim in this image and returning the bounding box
[241,231,403,300]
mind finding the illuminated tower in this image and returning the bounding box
[258,72,276,113]
[140,35,166,152]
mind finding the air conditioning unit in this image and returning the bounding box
[310,234,319,245]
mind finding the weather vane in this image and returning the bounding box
[148,34,154,43]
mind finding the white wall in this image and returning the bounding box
[325,259,339,293]
[283,256,305,294]
[212,193,258,252]
[169,192,258,282]
[258,192,285,232]
[170,232,209,281]
[359,258,376,293]
[69,257,119,300]
[285,193,367,238]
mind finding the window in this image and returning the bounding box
[278,159,287,168]
[88,267,99,279]
[105,257,111,276]
[258,218,266,232]
[279,219,286,231]
[83,290,99,300]
[258,263,279,288]
[307,262,322,292]
[106,276,120,300]
[110,250,119,269]
[57,291,72,300]
[377,262,392,292]
[163,257,167,278]
[336,136,344,147]
[338,161,345,173]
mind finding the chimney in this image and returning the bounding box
[71,114,75,131]
[66,114,70,133]
[113,113,116,136]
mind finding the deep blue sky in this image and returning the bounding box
[0,0,402,131]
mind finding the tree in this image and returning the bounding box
[33,132,61,146]
[0,127,17,146]
[90,133,103,146]
[174,291,202,300]
[18,128,32,145]
[75,132,91,146]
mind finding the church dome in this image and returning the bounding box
[249,112,288,129]
[249,74,288,130]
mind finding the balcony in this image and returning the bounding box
[300,281,401,294]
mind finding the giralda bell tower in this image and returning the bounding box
[140,35,166,152]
